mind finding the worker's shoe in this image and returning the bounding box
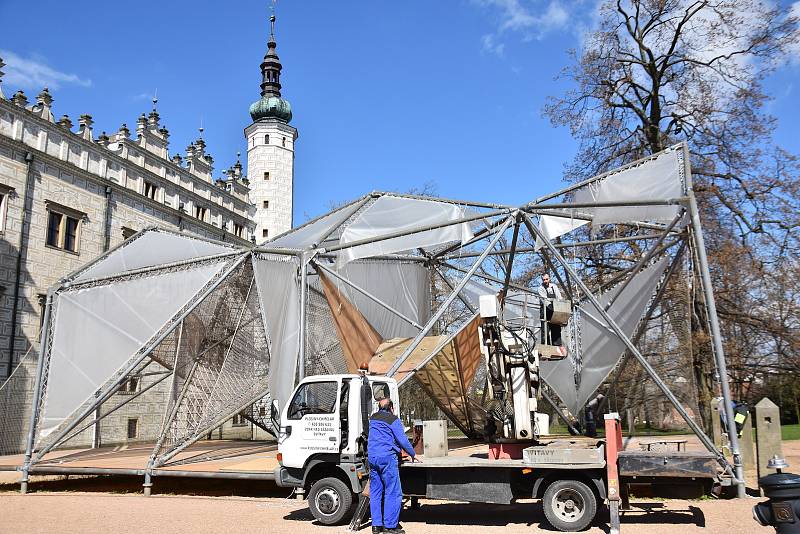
[384,528,405,534]
[372,527,384,533]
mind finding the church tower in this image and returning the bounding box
[246,12,297,242]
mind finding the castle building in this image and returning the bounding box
[0,14,296,397]
[246,13,297,242]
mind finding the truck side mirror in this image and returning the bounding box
[270,399,281,431]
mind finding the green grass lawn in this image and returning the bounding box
[782,423,800,441]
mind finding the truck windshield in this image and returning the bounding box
[287,381,338,420]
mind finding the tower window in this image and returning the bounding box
[265,134,270,144]
[233,222,244,238]
[263,200,269,209]
[282,137,286,147]
[264,172,270,181]
[262,228,269,238]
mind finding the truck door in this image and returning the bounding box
[280,379,341,468]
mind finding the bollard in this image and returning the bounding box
[753,456,800,533]
[757,398,784,481]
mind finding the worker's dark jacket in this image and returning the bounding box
[368,410,416,459]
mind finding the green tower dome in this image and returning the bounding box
[250,14,292,123]
[249,95,292,122]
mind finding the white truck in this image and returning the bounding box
[272,295,721,531]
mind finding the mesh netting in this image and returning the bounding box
[0,350,38,455]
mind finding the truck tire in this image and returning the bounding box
[542,479,597,532]
[308,476,354,525]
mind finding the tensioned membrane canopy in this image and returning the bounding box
[72,229,236,283]
[40,259,230,441]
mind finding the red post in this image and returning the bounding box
[605,412,622,533]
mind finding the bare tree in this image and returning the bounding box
[544,0,799,431]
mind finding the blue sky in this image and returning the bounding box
[1,0,798,225]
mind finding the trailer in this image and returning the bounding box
[272,373,722,532]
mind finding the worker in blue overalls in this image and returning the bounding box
[368,398,419,534]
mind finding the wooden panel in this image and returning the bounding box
[318,270,383,372]
[369,337,444,384]
[453,315,482,390]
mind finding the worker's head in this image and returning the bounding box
[542,273,551,287]
[378,398,394,413]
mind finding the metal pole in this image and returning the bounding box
[525,198,687,211]
[20,289,54,494]
[298,255,308,381]
[322,209,512,253]
[523,213,725,463]
[682,143,746,497]
[313,262,423,329]
[386,215,515,378]
[499,216,521,303]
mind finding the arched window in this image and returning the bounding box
[282,137,286,147]
[265,134,270,144]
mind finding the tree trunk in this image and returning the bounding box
[691,281,716,435]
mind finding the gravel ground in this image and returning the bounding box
[0,490,770,534]
[3,437,797,533]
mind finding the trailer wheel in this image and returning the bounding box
[308,476,354,525]
[542,479,597,532]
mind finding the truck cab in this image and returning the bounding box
[274,373,400,524]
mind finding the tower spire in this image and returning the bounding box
[249,2,292,123]
[260,7,282,98]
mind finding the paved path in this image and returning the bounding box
[0,491,770,534]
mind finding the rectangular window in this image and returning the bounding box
[262,200,269,209]
[232,411,247,427]
[0,187,10,233]
[287,381,338,420]
[194,205,207,221]
[262,228,269,239]
[120,377,139,395]
[127,418,138,439]
[263,172,270,181]
[233,222,244,238]
[45,204,82,254]
[38,294,47,329]
[143,181,158,200]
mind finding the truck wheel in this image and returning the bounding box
[308,476,354,525]
[542,479,597,532]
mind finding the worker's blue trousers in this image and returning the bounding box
[368,455,402,528]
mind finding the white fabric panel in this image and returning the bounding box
[75,230,235,282]
[572,149,683,226]
[329,260,431,339]
[339,196,473,264]
[39,262,226,440]
[253,256,301,411]
[540,258,668,415]
[268,201,362,249]
[534,215,589,251]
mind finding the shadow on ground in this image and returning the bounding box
[0,474,293,498]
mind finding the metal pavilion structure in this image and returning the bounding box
[3,142,745,497]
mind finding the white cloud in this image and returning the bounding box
[0,50,91,91]
[477,0,571,38]
[475,0,574,58]
[481,34,506,56]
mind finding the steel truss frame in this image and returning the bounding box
[15,142,744,498]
